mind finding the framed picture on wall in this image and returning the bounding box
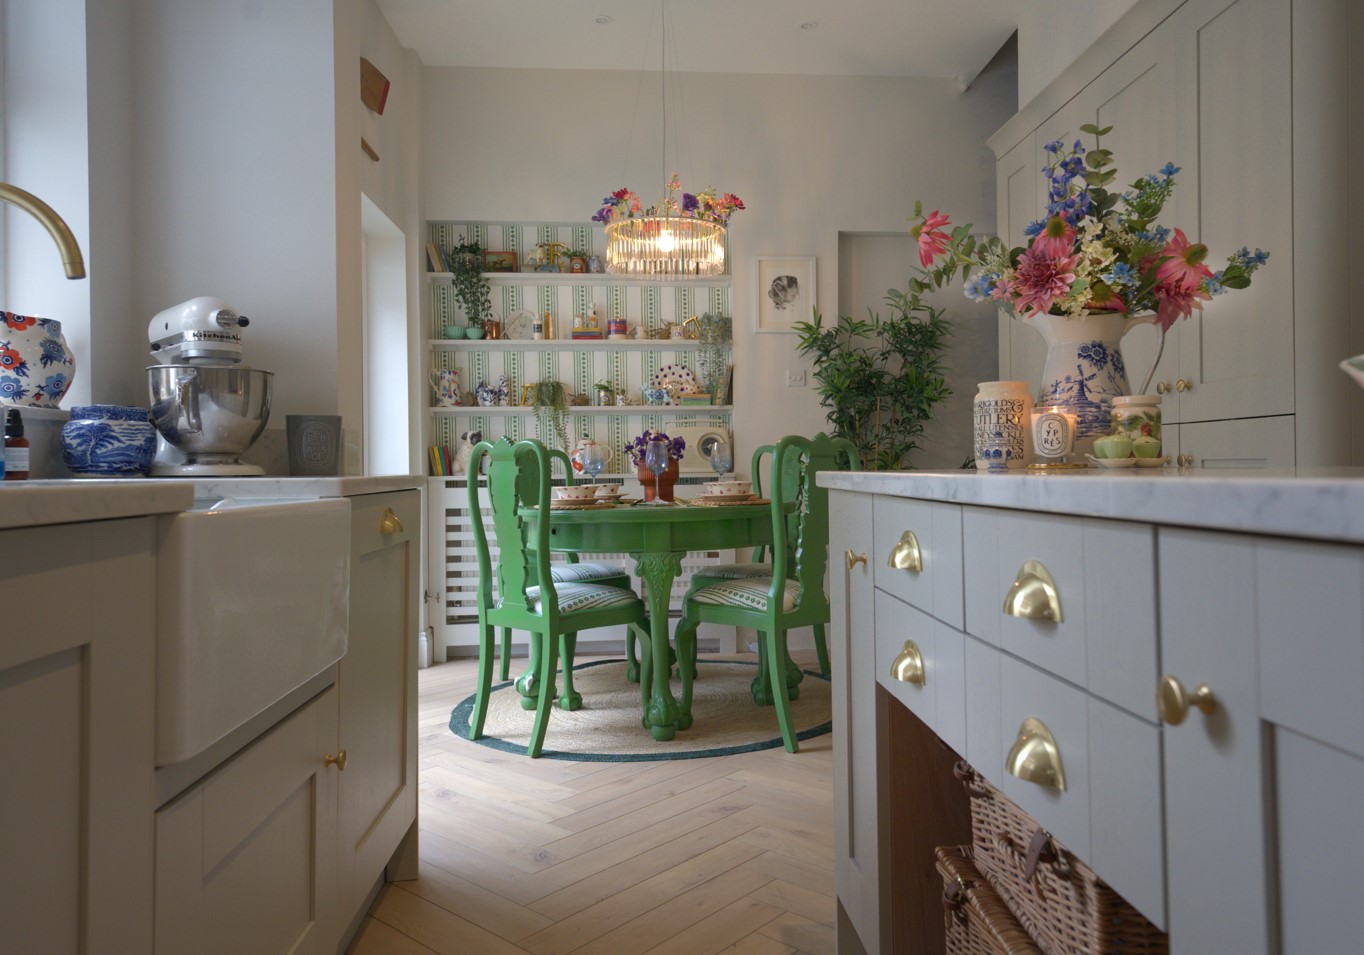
[755,256,815,333]
[482,250,518,273]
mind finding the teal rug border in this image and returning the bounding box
[449,659,832,762]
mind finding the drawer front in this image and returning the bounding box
[873,497,964,628]
[964,507,1157,716]
[351,489,420,559]
[876,590,968,756]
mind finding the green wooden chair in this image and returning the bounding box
[672,433,855,752]
[468,437,650,757]
[683,435,856,677]
[493,446,639,681]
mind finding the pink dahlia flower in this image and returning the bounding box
[1011,246,1079,318]
[1153,281,1212,332]
[913,210,952,267]
[1155,228,1213,291]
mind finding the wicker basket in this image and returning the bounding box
[954,762,1169,955]
[938,844,1044,955]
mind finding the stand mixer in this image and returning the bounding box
[147,296,274,476]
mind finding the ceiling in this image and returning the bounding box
[373,0,1019,82]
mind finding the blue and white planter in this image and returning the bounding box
[60,405,157,477]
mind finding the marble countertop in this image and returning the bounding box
[0,474,423,531]
[818,467,1364,545]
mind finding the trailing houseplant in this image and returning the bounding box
[448,235,492,330]
[526,380,570,451]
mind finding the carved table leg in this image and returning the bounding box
[633,551,684,740]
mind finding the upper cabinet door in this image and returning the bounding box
[994,133,1043,381]
[1170,0,1293,423]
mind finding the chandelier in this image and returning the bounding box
[595,1,741,277]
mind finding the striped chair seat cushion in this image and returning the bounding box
[690,578,802,613]
[521,582,642,614]
[691,562,774,581]
[549,561,629,584]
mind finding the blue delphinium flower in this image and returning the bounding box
[1023,219,1046,238]
[1206,273,1226,295]
[1043,139,1063,154]
[1235,247,1270,268]
[964,272,997,302]
[1102,262,1138,287]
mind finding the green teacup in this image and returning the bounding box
[465,327,485,340]
[1092,434,1133,459]
[1132,435,1162,458]
[442,325,466,340]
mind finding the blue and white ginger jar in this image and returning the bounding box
[60,405,157,476]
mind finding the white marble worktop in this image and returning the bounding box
[0,474,422,531]
[818,467,1364,545]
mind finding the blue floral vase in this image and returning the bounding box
[60,405,157,477]
[0,312,76,408]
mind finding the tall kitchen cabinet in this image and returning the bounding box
[423,220,735,658]
[990,0,1360,467]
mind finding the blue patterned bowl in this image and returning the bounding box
[60,405,157,476]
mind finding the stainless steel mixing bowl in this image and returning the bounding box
[147,364,273,465]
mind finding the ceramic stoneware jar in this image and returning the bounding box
[1110,395,1162,456]
[973,381,1032,469]
[60,405,157,476]
[1,312,76,408]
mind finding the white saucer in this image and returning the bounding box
[697,492,759,503]
[1085,454,1137,469]
[1133,456,1171,468]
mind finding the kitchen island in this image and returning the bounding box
[819,468,1364,954]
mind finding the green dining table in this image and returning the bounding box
[521,499,775,741]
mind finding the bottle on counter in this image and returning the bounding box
[4,408,30,480]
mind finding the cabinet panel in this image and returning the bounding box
[829,491,882,954]
[874,592,935,729]
[963,633,1003,780]
[872,496,963,628]
[1176,414,1295,469]
[994,133,1041,382]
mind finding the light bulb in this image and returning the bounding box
[656,230,676,253]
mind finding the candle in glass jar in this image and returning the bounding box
[1031,406,1077,461]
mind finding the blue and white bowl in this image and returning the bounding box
[60,405,157,476]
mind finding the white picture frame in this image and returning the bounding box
[755,256,816,334]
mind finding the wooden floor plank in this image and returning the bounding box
[746,879,836,926]
[644,897,785,955]
[347,914,443,954]
[367,883,531,955]
[397,861,554,942]
[756,912,835,955]
[738,851,836,898]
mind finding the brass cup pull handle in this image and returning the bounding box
[1175,378,1191,393]
[1006,717,1066,791]
[1003,560,1063,622]
[1158,675,1216,725]
[888,530,923,573]
[324,749,348,771]
[845,549,867,571]
[891,640,925,686]
[1156,381,1170,395]
[380,508,404,535]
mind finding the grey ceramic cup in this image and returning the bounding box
[286,415,342,476]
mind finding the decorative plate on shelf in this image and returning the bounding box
[650,364,697,402]
[504,309,537,340]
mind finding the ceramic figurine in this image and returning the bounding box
[475,380,498,407]
[495,375,510,406]
[453,430,481,475]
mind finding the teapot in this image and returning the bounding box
[569,436,612,474]
[428,368,461,406]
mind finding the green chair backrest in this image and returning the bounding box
[767,433,858,607]
[468,436,557,616]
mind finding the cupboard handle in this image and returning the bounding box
[1177,453,1195,468]
[1158,675,1216,725]
[1155,381,1170,395]
[845,549,867,571]
[1006,717,1066,791]
[380,508,404,534]
[324,749,348,771]
[1002,560,1063,622]
[1175,378,1191,393]
[890,640,925,686]
[887,530,923,573]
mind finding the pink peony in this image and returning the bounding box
[1032,216,1076,258]
[913,210,952,267]
[1154,228,1213,291]
[1011,246,1079,318]
[1153,281,1212,331]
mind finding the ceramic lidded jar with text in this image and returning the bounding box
[973,381,1032,469]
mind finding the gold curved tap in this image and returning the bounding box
[0,182,86,279]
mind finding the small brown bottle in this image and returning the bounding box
[4,408,29,480]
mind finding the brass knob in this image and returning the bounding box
[845,550,867,571]
[1177,453,1194,468]
[891,640,925,685]
[1156,381,1170,395]
[324,749,348,771]
[1158,675,1216,725]
[380,508,404,534]
[1175,378,1191,393]
[888,530,923,573]
[1003,560,1063,622]
[1006,717,1066,791]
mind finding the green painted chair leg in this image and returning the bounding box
[470,622,497,739]
[673,618,698,731]
[764,627,799,753]
[783,640,804,701]
[526,632,560,758]
[499,626,514,681]
[813,623,831,677]
[558,632,582,710]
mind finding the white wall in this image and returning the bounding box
[422,54,1015,463]
[1016,0,1138,108]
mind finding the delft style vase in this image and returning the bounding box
[60,405,158,476]
[1027,311,1159,457]
[0,312,76,408]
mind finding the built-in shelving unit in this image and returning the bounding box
[427,271,730,289]
[429,404,734,417]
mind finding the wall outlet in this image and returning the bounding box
[786,368,807,388]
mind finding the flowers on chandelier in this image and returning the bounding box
[912,124,1269,332]
[593,173,745,227]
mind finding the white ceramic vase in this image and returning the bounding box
[0,312,76,408]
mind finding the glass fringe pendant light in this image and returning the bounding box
[604,0,726,276]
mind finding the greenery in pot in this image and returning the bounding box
[448,235,492,329]
[526,380,570,451]
[794,283,951,471]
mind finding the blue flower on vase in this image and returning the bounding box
[38,373,69,400]
[0,375,29,401]
[39,336,67,366]
[1077,341,1111,370]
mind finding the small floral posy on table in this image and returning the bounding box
[623,429,686,465]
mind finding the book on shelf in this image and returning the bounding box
[428,445,454,475]
[570,328,604,340]
[426,240,447,273]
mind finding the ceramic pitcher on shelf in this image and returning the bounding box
[428,368,461,406]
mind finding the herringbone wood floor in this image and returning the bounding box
[347,651,836,955]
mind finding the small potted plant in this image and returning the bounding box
[623,429,685,502]
[447,235,492,332]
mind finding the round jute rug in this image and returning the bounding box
[449,659,831,761]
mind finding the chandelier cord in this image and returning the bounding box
[619,2,660,185]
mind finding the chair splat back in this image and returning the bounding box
[469,436,554,615]
[767,434,853,609]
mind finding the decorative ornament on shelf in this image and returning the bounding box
[590,0,744,277]
[913,122,1269,454]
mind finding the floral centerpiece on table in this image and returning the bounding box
[623,429,686,465]
[912,123,1269,332]
[592,174,745,227]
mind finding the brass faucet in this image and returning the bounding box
[0,182,86,279]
